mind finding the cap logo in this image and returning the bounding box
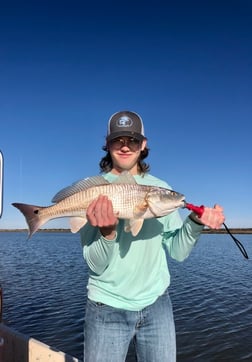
[116,116,133,128]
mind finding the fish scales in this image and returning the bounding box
[12,171,185,238]
[40,183,149,220]
[106,184,149,218]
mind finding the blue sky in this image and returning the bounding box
[0,0,251,230]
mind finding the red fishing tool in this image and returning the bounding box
[184,203,205,217]
[183,202,249,260]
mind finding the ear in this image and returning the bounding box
[141,138,147,151]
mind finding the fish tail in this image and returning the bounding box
[12,203,47,238]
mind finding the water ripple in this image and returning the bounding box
[1,232,252,361]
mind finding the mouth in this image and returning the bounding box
[118,153,133,158]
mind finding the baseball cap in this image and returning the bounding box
[107,111,145,142]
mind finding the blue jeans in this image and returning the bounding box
[84,289,176,362]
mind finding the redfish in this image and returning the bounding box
[12,171,185,238]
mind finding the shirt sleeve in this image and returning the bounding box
[162,210,204,261]
[80,224,117,275]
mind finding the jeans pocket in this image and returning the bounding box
[88,298,105,308]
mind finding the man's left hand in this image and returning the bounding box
[199,204,225,229]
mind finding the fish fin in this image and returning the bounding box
[124,218,144,236]
[69,216,87,233]
[12,203,48,239]
[52,172,136,203]
[112,171,137,185]
[133,201,149,217]
[52,176,110,203]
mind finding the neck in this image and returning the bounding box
[110,166,139,175]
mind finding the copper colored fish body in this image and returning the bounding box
[12,172,185,238]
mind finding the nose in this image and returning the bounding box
[121,140,130,148]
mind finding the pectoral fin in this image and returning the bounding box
[124,218,144,236]
[133,201,149,218]
[69,216,87,233]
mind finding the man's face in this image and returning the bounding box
[107,136,147,174]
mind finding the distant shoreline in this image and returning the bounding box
[0,228,252,234]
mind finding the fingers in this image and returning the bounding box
[86,195,118,228]
[213,204,225,227]
[213,204,224,212]
[200,204,225,229]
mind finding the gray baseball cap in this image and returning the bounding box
[107,111,145,142]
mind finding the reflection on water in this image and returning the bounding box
[0,232,252,361]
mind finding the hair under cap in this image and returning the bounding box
[107,111,145,142]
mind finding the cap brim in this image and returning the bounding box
[107,131,145,142]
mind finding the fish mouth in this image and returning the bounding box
[148,198,185,217]
[181,200,186,207]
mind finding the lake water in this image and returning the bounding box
[0,231,252,361]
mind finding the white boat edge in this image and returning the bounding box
[0,322,82,362]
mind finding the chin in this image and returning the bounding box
[115,164,134,173]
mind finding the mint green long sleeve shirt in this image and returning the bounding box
[80,172,204,311]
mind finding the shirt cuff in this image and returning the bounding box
[100,231,118,242]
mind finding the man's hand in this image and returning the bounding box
[191,204,225,229]
[86,195,118,239]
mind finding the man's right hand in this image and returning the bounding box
[86,195,118,239]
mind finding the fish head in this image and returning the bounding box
[146,187,185,217]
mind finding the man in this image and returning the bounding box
[80,110,225,362]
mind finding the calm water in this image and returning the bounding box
[0,231,252,361]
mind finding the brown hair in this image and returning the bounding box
[99,145,150,174]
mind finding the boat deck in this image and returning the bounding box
[0,323,81,362]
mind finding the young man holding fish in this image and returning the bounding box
[82,111,225,362]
